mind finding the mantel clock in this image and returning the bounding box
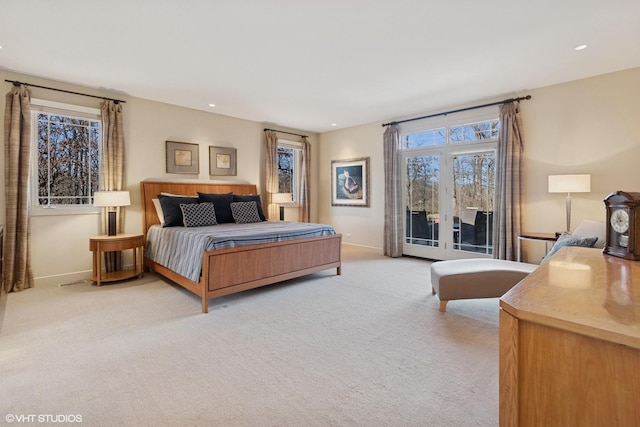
[603,191,640,260]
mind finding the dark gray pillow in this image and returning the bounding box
[180,202,218,227]
[197,192,234,223]
[232,194,266,221]
[158,195,198,227]
[230,201,262,224]
[541,233,598,263]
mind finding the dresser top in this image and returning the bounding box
[501,246,640,349]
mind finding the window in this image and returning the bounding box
[403,128,446,148]
[31,99,102,214]
[277,139,303,204]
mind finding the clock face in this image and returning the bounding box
[610,208,630,234]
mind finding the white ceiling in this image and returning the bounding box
[2,1,640,133]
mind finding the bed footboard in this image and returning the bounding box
[145,233,342,313]
[201,234,342,312]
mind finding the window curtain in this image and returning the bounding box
[3,86,34,293]
[494,102,524,260]
[100,100,125,271]
[264,130,279,220]
[383,124,403,257]
[299,136,311,222]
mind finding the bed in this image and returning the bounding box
[140,180,342,313]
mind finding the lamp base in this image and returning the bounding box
[107,211,117,236]
[279,205,285,221]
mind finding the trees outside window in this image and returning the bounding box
[31,99,102,213]
[277,140,302,203]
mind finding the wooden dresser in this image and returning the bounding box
[499,246,640,427]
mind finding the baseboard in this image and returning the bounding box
[35,270,93,287]
[341,242,382,253]
[35,263,135,287]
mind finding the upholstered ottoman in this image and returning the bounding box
[430,259,538,312]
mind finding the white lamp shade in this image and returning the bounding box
[93,191,131,207]
[548,174,591,193]
[272,193,293,204]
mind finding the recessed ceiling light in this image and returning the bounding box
[208,103,215,107]
[331,123,337,126]
[574,44,588,51]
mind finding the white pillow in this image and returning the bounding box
[572,219,606,249]
[160,192,190,197]
[152,198,165,226]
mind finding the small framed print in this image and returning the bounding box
[166,141,199,174]
[209,146,237,176]
[331,157,369,207]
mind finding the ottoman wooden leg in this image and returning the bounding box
[439,300,448,313]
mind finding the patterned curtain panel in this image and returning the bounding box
[494,102,524,260]
[264,130,279,220]
[100,100,126,271]
[3,86,34,293]
[299,136,311,222]
[383,124,403,257]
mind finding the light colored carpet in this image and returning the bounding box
[0,246,499,426]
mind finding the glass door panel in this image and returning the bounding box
[451,151,495,256]
[403,154,445,259]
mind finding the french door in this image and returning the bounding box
[402,145,496,261]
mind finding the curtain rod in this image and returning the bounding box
[263,128,308,138]
[5,79,126,104]
[381,95,531,127]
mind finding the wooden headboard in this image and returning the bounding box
[140,180,259,233]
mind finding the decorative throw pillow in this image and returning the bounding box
[197,192,234,223]
[230,201,262,224]
[180,202,218,227]
[232,194,266,221]
[157,194,198,227]
[541,233,599,263]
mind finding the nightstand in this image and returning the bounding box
[89,233,144,286]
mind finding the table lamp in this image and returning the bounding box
[93,190,131,235]
[548,174,591,232]
[272,193,293,221]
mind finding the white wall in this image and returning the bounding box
[318,67,640,261]
[0,70,318,284]
[318,123,385,249]
[519,67,640,261]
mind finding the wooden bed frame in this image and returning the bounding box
[140,180,342,313]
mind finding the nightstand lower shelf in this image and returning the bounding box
[90,268,142,284]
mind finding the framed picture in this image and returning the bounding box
[209,146,237,176]
[331,157,369,207]
[166,141,199,174]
